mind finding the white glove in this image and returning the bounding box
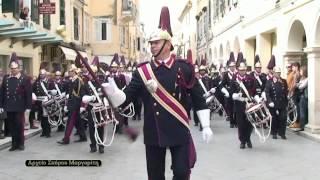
[32,93,37,101]
[203,92,211,98]
[80,107,86,113]
[221,87,229,98]
[61,92,66,97]
[254,95,261,103]
[261,92,267,101]
[64,106,68,112]
[209,87,216,94]
[146,79,158,93]
[269,102,275,108]
[196,109,213,143]
[49,90,58,96]
[205,96,214,104]
[232,93,241,101]
[25,109,31,113]
[66,94,69,99]
[0,108,4,113]
[82,95,96,103]
[101,77,126,107]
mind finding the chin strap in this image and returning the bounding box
[153,40,167,58]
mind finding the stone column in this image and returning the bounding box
[304,47,320,134]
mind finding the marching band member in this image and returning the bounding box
[80,58,105,153]
[102,7,212,180]
[58,64,87,145]
[231,62,256,149]
[265,66,288,140]
[222,52,236,128]
[52,69,67,132]
[0,53,32,151]
[250,55,267,101]
[33,68,52,138]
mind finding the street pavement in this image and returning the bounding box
[0,114,319,180]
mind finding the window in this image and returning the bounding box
[84,15,90,42]
[31,0,39,24]
[43,0,51,29]
[74,7,79,40]
[2,0,22,19]
[94,18,111,42]
[60,0,65,25]
[137,37,141,51]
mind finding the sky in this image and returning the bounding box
[139,0,184,36]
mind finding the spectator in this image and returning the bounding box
[288,62,301,128]
[296,65,308,131]
[19,7,31,28]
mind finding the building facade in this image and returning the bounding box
[176,0,197,63]
[0,0,146,76]
[196,0,320,134]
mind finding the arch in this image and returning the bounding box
[287,20,307,51]
[233,36,240,54]
[315,16,320,45]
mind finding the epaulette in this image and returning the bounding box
[137,61,149,68]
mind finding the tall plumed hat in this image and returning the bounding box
[267,55,276,70]
[149,6,174,51]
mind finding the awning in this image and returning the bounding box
[59,46,88,61]
[59,46,77,61]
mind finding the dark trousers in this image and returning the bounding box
[88,113,104,148]
[7,112,24,147]
[236,111,253,144]
[299,96,308,129]
[63,111,86,142]
[40,110,51,136]
[270,108,287,136]
[146,144,191,180]
[29,110,35,127]
[193,109,199,125]
[133,98,142,120]
[226,98,236,125]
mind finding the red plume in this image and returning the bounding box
[187,49,193,64]
[158,7,173,37]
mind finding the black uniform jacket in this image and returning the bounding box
[265,78,288,110]
[121,59,207,147]
[0,73,32,112]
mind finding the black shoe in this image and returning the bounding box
[0,134,5,139]
[272,135,277,139]
[57,127,65,132]
[247,141,253,148]
[240,143,245,149]
[99,146,104,154]
[230,124,235,128]
[30,126,39,129]
[74,132,79,136]
[90,147,97,153]
[194,123,199,127]
[280,135,287,140]
[9,146,18,151]
[46,134,51,138]
[40,134,45,137]
[18,145,25,151]
[57,140,69,145]
[74,138,87,143]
